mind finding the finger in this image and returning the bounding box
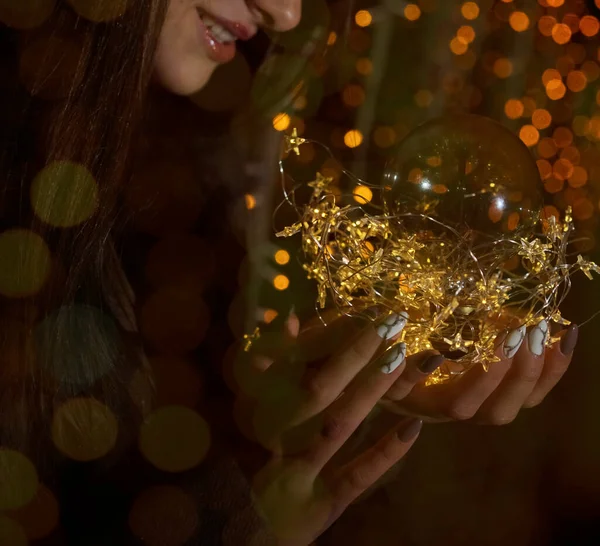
[384,351,446,402]
[296,312,408,420]
[399,328,520,422]
[289,342,409,469]
[252,314,408,453]
[522,324,578,408]
[328,418,422,513]
[474,320,549,425]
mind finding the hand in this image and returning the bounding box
[382,321,579,425]
[232,311,444,546]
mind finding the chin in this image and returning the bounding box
[153,59,217,96]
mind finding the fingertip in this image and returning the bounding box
[417,353,445,374]
[285,308,301,338]
[396,417,423,443]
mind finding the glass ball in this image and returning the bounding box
[383,114,543,236]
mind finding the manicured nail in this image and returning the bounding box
[379,343,406,374]
[376,311,408,340]
[418,354,445,374]
[503,325,526,359]
[396,418,423,442]
[527,319,549,357]
[560,324,579,356]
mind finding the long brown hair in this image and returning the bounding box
[0,0,168,450]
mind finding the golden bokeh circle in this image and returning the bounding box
[51,398,118,462]
[0,450,38,511]
[139,406,210,473]
[0,0,56,29]
[8,485,59,540]
[31,161,98,228]
[0,230,51,298]
[0,516,28,546]
[67,0,128,22]
[129,486,198,546]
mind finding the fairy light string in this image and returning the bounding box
[267,127,600,384]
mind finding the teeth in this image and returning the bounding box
[201,14,236,43]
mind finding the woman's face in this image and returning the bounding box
[154,0,302,96]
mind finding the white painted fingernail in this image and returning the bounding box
[376,312,408,340]
[380,343,406,374]
[503,325,526,359]
[527,319,549,357]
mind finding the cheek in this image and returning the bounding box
[153,5,217,96]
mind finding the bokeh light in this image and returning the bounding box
[67,0,129,22]
[0,450,38,511]
[274,249,290,265]
[404,4,421,21]
[353,185,373,204]
[8,485,59,541]
[342,84,366,108]
[414,89,434,108]
[457,25,476,43]
[344,129,363,148]
[273,113,291,131]
[552,23,572,45]
[493,58,513,78]
[519,125,540,147]
[509,12,530,32]
[461,2,479,20]
[273,274,290,291]
[0,230,51,298]
[245,194,257,210]
[539,15,557,36]
[566,70,587,92]
[450,36,468,55]
[355,10,372,27]
[263,309,278,323]
[0,517,27,546]
[52,398,118,461]
[139,406,210,473]
[532,109,552,129]
[505,99,524,119]
[31,161,98,228]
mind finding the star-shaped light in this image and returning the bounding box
[577,254,600,280]
[243,327,261,352]
[284,128,306,156]
[308,172,334,198]
[443,332,474,353]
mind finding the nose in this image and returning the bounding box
[252,0,302,32]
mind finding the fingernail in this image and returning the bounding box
[396,418,423,442]
[418,354,445,374]
[503,325,526,359]
[379,343,406,374]
[376,311,409,340]
[527,319,549,357]
[559,324,579,356]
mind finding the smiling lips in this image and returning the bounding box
[196,9,254,63]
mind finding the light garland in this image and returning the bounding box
[268,119,600,385]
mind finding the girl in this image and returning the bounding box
[0,1,576,545]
